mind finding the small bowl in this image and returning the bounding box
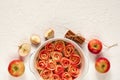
[29,38,89,80]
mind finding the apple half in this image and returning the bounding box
[18,43,31,57]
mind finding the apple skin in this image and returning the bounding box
[95,57,110,73]
[88,39,102,54]
[8,60,25,77]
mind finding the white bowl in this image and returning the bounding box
[29,38,89,80]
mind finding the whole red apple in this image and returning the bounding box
[8,59,25,77]
[95,57,110,73]
[88,39,102,54]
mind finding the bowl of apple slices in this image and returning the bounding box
[30,38,88,80]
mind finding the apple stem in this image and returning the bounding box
[102,64,105,68]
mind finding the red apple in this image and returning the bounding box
[95,57,110,73]
[88,39,102,54]
[8,60,25,77]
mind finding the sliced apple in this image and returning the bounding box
[44,28,54,40]
[30,34,41,45]
[18,43,31,57]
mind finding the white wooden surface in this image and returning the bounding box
[0,0,120,80]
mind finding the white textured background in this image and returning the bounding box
[0,0,120,80]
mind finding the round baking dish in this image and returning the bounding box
[29,38,88,80]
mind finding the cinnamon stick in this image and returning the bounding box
[65,30,85,45]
